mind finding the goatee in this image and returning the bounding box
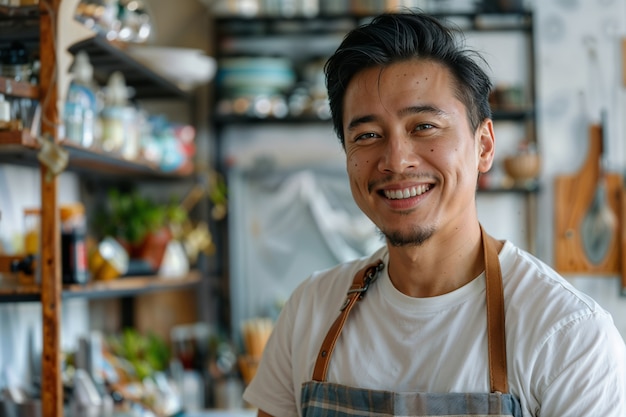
[380,225,435,247]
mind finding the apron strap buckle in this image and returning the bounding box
[313,259,384,381]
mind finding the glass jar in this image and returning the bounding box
[23,207,40,255]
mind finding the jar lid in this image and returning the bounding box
[60,203,85,220]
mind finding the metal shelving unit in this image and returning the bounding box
[67,34,191,99]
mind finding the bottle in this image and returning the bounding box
[101,71,137,157]
[22,207,41,283]
[23,208,40,255]
[64,51,98,147]
[0,94,11,123]
[60,203,89,284]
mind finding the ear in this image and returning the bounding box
[476,119,496,173]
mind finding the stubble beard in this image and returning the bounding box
[380,225,436,247]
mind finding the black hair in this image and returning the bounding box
[324,11,493,146]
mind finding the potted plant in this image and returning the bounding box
[92,188,187,273]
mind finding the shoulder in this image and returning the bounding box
[280,245,389,361]
[271,245,389,351]
[498,241,626,414]
[498,239,619,362]
[288,246,388,309]
[499,240,607,317]
[243,247,389,415]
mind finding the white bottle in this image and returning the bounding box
[101,71,137,158]
[0,93,11,123]
[64,51,98,147]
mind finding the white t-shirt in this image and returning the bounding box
[243,241,626,417]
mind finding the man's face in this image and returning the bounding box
[342,59,495,246]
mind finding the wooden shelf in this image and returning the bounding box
[0,282,40,302]
[0,128,37,146]
[0,5,40,19]
[0,76,38,99]
[0,270,203,302]
[63,270,202,299]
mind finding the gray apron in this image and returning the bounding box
[301,227,523,416]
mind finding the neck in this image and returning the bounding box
[386,222,493,297]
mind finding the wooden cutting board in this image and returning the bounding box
[554,123,623,274]
[621,187,626,291]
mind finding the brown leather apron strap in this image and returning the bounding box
[311,226,509,394]
[312,260,384,381]
[482,226,509,394]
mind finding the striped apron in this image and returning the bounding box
[301,227,523,416]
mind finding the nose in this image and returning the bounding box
[378,133,418,173]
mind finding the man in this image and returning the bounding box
[243,11,626,416]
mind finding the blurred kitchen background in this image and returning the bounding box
[1,0,626,415]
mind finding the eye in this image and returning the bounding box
[354,132,379,142]
[413,123,435,132]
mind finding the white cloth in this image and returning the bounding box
[243,241,626,417]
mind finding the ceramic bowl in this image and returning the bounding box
[503,153,541,182]
[216,57,296,97]
[126,46,216,91]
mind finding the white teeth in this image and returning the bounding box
[384,185,430,200]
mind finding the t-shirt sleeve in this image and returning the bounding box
[534,311,626,416]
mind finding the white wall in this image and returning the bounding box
[531,0,626,336]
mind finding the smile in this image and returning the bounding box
[384,184,431,200]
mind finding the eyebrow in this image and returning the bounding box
[346,105,447,132]
[399,105,446,118]
[346,115,376,132]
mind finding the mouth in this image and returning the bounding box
[383,184,432,200]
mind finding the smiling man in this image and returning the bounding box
[242,12,626,417]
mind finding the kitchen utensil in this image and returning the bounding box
[554,121,622,273]
[580,110,617,264]
[579,38,618,266]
